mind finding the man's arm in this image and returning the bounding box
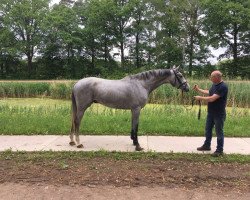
[194,94,220,102]
[193,84,209,95]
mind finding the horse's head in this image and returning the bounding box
[171,66,190,92]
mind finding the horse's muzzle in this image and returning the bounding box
[182,83,190,92]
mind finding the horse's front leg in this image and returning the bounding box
[131,107,143,151]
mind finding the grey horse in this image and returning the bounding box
[70,66,190,151]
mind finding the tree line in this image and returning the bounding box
[0,0,249,79]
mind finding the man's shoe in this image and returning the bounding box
[211,151,224,157]
[197,145,211,151]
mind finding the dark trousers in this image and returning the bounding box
[204,112,226,152]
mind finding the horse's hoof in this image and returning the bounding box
[77,144,84,148]
[135,145,144,151]
[69,141,76,146]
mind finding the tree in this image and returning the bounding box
[112,0,134,68]
[180,0,211,76]
[148,0,183,68]
[74,0,116,68]
[1,0,50,77]
[202,0,250,77]
[128,0,148,68]
[0,24,20,78]
[41,3,81,77]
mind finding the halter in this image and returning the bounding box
[172,70,201,120]
[173,69,187,89]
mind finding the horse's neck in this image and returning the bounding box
[142,76,169,94]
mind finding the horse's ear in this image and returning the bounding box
[173,65,180,71]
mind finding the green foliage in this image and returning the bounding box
[1,0,50,76]
[0,0,249,79]
[218,56,250,79]
[202,0,250,76]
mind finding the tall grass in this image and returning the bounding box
[0,98,249,137]
[0,82,51,97]
[0,81,74,99]
[0,80,249,107]
[149,80,250,107]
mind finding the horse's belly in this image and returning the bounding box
[100,102,130,109]
[97,96,134,109]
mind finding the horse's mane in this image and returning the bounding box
[124,69,171,81]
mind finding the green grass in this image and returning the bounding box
[1,150,249,164]
[0,98,249,137]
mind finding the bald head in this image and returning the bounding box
[210,70,222,83]
[211,70,222,78]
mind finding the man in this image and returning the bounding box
[193,70,228,157]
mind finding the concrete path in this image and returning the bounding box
[0,135,249,154]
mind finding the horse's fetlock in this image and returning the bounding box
[69,141,76,146]
[133,140,138,145]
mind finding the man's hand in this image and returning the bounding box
[193,84,199,91]
[194,96,202,101]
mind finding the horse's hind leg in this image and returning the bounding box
[69,125,76,146]
[74,108,86,148]
[70,90,77,146]
[74,100,93,148]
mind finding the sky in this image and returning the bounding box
[50,0,60,4]
[208,47,226,64]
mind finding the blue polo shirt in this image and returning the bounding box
[208,81,228,114]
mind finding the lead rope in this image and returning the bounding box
[197,99,201,120]
[182,90,201,120]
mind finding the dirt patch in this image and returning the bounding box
[1,183,250,200]
[0,156,249,193]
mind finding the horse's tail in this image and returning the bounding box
[71,91,77,133]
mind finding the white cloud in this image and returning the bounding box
[208,47,227,64]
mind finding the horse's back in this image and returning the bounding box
[74,77,132,90]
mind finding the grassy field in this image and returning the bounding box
[0,79,249,107]
[0,98,249,137]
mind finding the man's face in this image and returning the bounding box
[210,73,219,83]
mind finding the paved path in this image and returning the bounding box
[0,135,249,154]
